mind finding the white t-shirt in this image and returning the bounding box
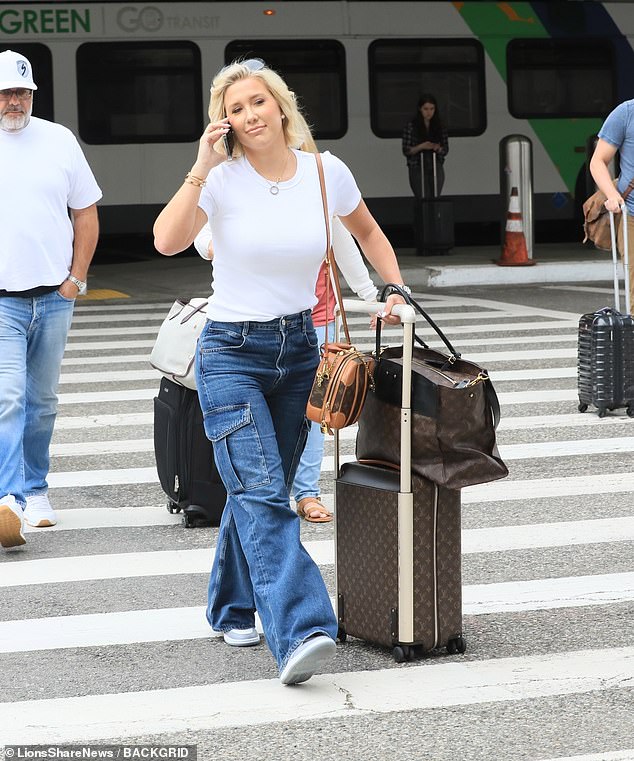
[193,225,213,260]
[198,150,362,322]
[0,117,102,292]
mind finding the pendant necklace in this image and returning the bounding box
[267,149,291,195]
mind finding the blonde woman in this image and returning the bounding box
[194,129,379,524]
[154,59,408,684]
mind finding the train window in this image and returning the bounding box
[507,39,615,118]
[76,42,203,144]
[225,41,346,139]
[0,44,53,121]
[368,39,486,138]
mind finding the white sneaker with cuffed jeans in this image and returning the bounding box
[223,627,260,647]
[0,494,26,549]
[24,493,57,527]
[279,634,336,685]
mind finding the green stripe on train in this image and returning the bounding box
[456,0,601,194]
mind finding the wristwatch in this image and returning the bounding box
[397,284,412,296]
[66,275,87,295]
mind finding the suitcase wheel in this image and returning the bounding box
[167,500,181,514]
[392,645,416,663]
[447,636,467,655]
[337,626,347,643]
[182,505,214,528]
[627,406,634,418]
[598,408,607,418]
[392,646,406,663]
[578,403,588,413]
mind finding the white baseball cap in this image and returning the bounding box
[0,50,37,91]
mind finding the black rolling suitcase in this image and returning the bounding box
[334,303,465,662]
[153,377,226,527]
[578,206,634,418]
[416,152,454,256]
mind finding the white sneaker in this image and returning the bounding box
[223,627,261,647]
[0,495,26,549]
[24,493,57,527]
[279,635,336,685]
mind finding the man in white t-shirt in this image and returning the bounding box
[0,50,102,550]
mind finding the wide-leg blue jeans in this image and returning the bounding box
[195,310,337,670]
[0,291,74,507]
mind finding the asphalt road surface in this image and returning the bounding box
[1,268,633,761]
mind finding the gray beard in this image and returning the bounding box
[0,111,31,132]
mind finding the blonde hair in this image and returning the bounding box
[209,60,310,159]
[298,116,318,154]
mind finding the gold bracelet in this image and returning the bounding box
[184,172,207,188]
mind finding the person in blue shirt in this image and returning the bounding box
[590,99,634,309]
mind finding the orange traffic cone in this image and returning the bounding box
[496,187,536,266]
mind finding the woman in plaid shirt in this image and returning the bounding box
[402,93,449,200]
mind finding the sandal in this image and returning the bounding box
[296,497,333,523]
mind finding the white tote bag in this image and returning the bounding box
[150,298,208,389]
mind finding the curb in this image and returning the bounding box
[411,260,620,288]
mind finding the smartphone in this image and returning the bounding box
[223,125,234,161]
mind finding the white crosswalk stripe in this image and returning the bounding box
[3,290,632,755]
[64,339,155,351]
[48,435,634,460]
[54,412,154,430]
[5,518,634,587]
[61,354,151,366]
[1,648,632,744]
[537,753,634,761]
[2,573,634,648]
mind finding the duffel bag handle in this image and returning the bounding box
[377,284,461,360]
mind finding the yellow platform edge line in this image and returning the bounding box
[76,289,130,301]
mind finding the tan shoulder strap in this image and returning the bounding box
[315,153,351,344]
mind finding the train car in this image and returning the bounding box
[1,1,633,244]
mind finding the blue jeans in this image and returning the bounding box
[292,321,334,502]
[0,291,75,506]
[195,310,338,669]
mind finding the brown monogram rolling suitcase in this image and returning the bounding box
[334,301,466,662]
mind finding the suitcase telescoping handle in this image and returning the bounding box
[420,150,438,199]
[389,302,417,494]
[609,204,630,314]
[334,298,416,494]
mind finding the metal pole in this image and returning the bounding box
[500,135,534,259]
[610,205,630,315]
[609,210,620,313]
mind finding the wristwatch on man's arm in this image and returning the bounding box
[66,275,88,295]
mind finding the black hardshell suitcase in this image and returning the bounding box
[416,152,454,256]
[578,206,634,418]
[153,377,226,527]
[334,302,465,662]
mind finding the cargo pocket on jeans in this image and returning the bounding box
[203,403,270,494]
